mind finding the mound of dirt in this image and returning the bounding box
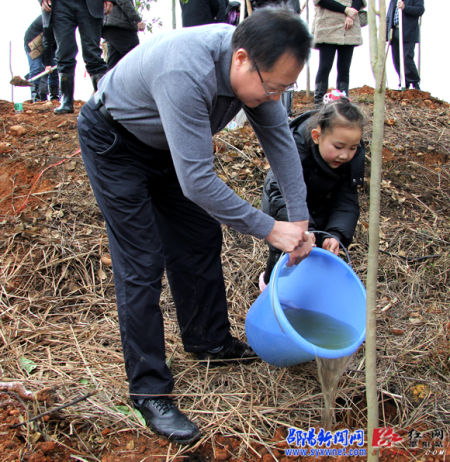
[0,88,448,462]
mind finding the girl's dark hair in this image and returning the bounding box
[309,97,366,136]
[232,7,311,70]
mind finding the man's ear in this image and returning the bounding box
[233,48,250,69]
[311,127,321,144]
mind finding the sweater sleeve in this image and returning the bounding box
[318,0,363,13]
[245,102,309,225]
[152,69,275,239]
[317,0,346,14]
[351,0,363,10]
[323,179,360,247]
[323,144,365,246]
[262,170,288,221]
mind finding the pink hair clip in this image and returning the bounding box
[323,89,351,104]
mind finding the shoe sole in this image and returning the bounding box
[146,421,201,445]
[171,431,201,445]
[196,355,259,368]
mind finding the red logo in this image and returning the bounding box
[372,428,403,448]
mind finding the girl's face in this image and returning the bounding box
[311,125,362,169]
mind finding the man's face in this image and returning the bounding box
[230,49,303,108]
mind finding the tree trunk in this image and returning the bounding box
[172,0,176,29]
[366,1,387,460]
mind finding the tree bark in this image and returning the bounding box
[366,1,387,460]
[172,0,176,29]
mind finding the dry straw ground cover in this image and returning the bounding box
[0,89,448,460]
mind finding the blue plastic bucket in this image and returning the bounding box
[245,248,366,366]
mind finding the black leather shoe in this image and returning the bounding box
[133,397,200,444]
[195,336,257,367]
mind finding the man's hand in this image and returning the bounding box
[344,6,358,20]
[41,0,52,13]
[322,237,340,255]
[397,1,405,9]
[137,21,146,31]
[266,220,313,267]
[104,1,113,14]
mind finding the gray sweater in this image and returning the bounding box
[95,24,308,239]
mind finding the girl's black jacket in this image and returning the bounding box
[261,110,365,247]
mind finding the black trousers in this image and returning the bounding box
[52,0,106,75]
[102,26,139,71]
[391,28,420,86]
[77,99,231,397]
[315,43,355,93]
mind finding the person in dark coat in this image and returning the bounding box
[260,92,365,289]
[40,0,112,114]
[386,0,424,89]
[251,0,299,9]
[179,0,227,27]
[103,0,145,70]
[24,15,58,102]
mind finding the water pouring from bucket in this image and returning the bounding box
[246,244,366,428]
[245,246,366,367]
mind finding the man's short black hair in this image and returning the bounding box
[232,7,311,71]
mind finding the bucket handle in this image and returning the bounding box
[269,230,351,333]
[310,230,352,266]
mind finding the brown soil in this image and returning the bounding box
[0,89,448,462]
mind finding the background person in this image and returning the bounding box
[179,0,227,27]
[386,0,424,90]
[24,15,58,102]
[102,0,145,70]
[280,0,301,116]
[260,92,365,289]
[312,0,365,105]
[77,8,313,443]
[40,0,112,114]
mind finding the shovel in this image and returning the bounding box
[10,65,57,87]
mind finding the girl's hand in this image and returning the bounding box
[322,238,340,255]
[344,16,354,30]
[344,6,358,20]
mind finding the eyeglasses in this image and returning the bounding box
[254,62,297,96]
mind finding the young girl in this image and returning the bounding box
[260,92,365,290]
